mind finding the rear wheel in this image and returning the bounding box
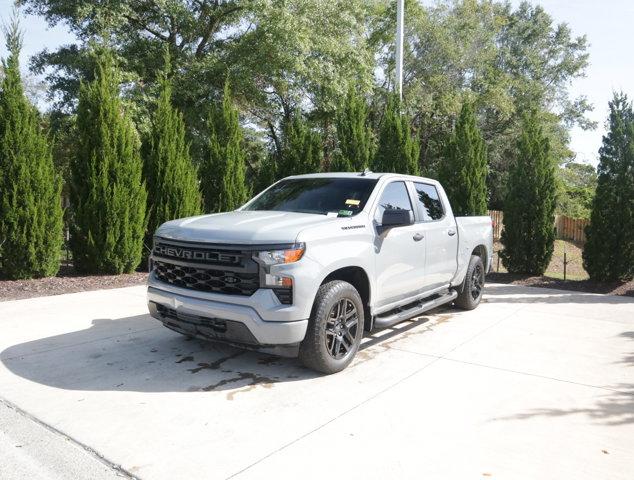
[455,255,485,310]
[299,280,364,374]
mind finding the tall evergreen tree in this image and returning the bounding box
[583,93,634,281]
[0,20,63,279]
[278,110,323,176]
[70,51,147,274]
[144,50,201,249]
[331,86,373,172]
[255,151,278,193]
[438,102,488,216]
[372,94,419,174]
[500,112,556,274]
[201,81,249,212]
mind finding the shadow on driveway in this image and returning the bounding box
[1,315,318,396]
[0,313,440,398]
[494,331,634,426]
[484,283,634,304]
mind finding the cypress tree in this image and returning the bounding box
[500,112,556,274]
[144,50,201,248]
[201,81,249,212]
[583,93,634,281]
[331,86,373,172]
[438,102,488,216]
[0,21,63,279]
[372,94,419,175]
[255,151,278,193]
[278,110,323,176]
[70,52,147,274]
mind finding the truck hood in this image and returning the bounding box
[155,210,338,244]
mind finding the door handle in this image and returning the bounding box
[413,233,424,242]
[447,229,456,236]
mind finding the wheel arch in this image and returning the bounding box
[471,244,489,271]
[321,266,372,331]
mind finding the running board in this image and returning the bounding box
[373,290,458,329]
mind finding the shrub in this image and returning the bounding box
[69,52,147,274]
[372,94,419,175]
[500,112,556,274]
[331,86,373,172]
[144,51,201,248]
[201,81,249,212]
[0,23,63,279]
[277,110,323,177]
[438,102,488,216]
[583,93,634,281]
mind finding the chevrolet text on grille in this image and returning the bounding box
[154,244,238,263]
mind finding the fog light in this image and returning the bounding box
[264,274,293,288]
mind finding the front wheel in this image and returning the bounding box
[455,255,485,310]
[299,280,364,374]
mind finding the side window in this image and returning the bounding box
[375,181,412,222]
[414,183,444,221]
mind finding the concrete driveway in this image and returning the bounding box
[0,283,632,480]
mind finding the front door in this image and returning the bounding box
[373,181,425,308]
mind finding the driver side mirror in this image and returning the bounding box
[380,209,414,232]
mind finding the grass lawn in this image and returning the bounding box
[490,239,633,296]
[492,239,588,280]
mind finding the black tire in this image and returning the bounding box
[455,255,485,310]
[299,280,364,374]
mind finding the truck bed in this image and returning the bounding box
[454,215,494,282]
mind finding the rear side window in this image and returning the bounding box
[414,183,444,220]
[375,181,412,221]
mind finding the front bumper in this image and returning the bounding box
[147,285,309,353]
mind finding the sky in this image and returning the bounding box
[1,0,632,167]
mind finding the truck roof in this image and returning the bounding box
[284,171,440,185]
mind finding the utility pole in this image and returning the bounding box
[395,0,404,100]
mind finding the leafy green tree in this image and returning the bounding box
[22,0,375,156]
[70,52,147,274]
[144,50,201,249]
[556,161,596,219]
[277,110,323,177]
[22,0,593,207]
[372,94,419,175]
[370,1,592,207]
[0,21,63,279]
[201,81,249,212]
[583,93,634,281]
[438,102,488,215]
[500,113,556,274]
[331,86,373,172]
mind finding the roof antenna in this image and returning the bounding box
[359,168,372,176]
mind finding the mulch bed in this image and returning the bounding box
[487,272,634,297]
[0,266,148,302]
[2,267,632,302]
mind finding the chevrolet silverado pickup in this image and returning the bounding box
[147,172,493,373]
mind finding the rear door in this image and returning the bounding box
[412,182,458,290]
[372,181,426,307]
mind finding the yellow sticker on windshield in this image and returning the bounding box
[345,199,361,206]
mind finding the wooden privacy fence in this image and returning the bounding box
[555,215,590,244]
[487,210,590,245]
[488,210,504,240]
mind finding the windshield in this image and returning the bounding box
[244,177,378,216]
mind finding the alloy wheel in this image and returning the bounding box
[471,263,484,300]
[325,298,358,359]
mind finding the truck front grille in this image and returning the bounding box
[153,260,259,296]
[151,238,261,297]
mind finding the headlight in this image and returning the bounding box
[256,243,305,266]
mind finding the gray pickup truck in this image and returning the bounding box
[147,172,493,373]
